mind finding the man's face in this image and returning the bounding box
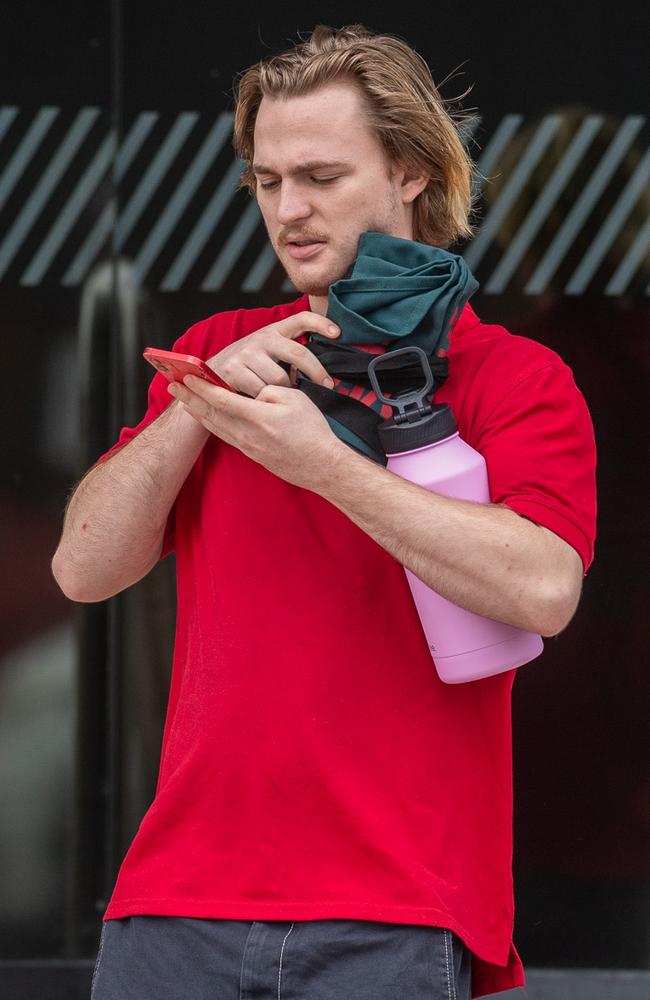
[253,80,414,301]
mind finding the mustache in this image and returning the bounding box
[279,230,328,245]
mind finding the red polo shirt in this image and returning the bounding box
[99,297,596,998]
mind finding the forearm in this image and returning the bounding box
[52,399,209,602]
[317,446,582,636]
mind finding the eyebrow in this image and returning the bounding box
[252,160,350,176]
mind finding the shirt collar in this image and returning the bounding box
[450,302,481,341]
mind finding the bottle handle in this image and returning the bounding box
[367,346,434,424]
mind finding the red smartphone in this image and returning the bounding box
[143,348,233,390]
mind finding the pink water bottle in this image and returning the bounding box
[368,347,544,684]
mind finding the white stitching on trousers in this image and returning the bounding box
[90,923,107,999]
[277,922,295,1000]
[443,929,456,1000]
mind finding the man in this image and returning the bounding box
[52,24,596,1000]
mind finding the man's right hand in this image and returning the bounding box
[206,311,341,398]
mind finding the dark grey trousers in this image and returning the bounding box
[91,916,471,1000]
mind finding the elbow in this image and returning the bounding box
[51,549,73,599]
[51,541,162,602]
[51,550,104,603]
[534,578,582,637]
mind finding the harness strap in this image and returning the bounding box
[292,340,449,465]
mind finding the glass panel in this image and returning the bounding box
[0,3,111,959]
[1,3,647,977]
[469,111,650,968]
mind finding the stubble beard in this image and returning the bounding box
[266,179,404,295]
[283,251,350,297]
[279,202,403,296]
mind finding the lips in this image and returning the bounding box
[285,241,326,260]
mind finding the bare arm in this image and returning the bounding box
[168,379,585,637]
[318,445,584,637]
[52,400,208,602]
[52,310,341,603]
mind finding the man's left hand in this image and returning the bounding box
[167,376,347,491]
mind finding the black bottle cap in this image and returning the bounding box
[367,347,457,455]
[377,402,457,453]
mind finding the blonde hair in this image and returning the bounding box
[233,24,475,247]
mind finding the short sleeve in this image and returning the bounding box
[476,364,597,573]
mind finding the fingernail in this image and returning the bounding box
[328,325,339,335]
[323,376,334,388]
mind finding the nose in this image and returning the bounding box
[276,179,312,226]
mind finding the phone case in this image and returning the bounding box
[143,348,232,390]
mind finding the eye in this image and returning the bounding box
[258,179,280,191]
[311,176,339,185]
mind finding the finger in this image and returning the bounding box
[214,366,266,399]
[195,380,297,424]
[244,355,292,392]
[171,379,257,448]
[273,338,335,388]
[182,375,269,420]
[168,380,220,428]
[256,383,294,403]
[210,354,292,397]
[276,311,340,341]
[168,380,216,418]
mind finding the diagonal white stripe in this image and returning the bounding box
[525,115,645,294]
[200,199,262,291]
[114,112,159,182]
[61,112,159,286]
[471,114,523,198]
[0,106,19,145]
[21,132,115,285]
[134,112,233,283]
[605,212,650,295]
[242,241,279,293]
[115,112,199,250]
[567,145,650,294]
[485,116,604,294]
[458,115,481,146]
[464,115,563,273]
[0,107,59,214]
[161,156,243,291]
[62,202,114,286]
[0,107,98,279]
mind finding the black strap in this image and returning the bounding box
[291,340,449,465]
[306,339,448,392]
[296,378,387,461]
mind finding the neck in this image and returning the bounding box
[308,292,328,316]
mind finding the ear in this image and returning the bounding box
[392,162,430,205]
